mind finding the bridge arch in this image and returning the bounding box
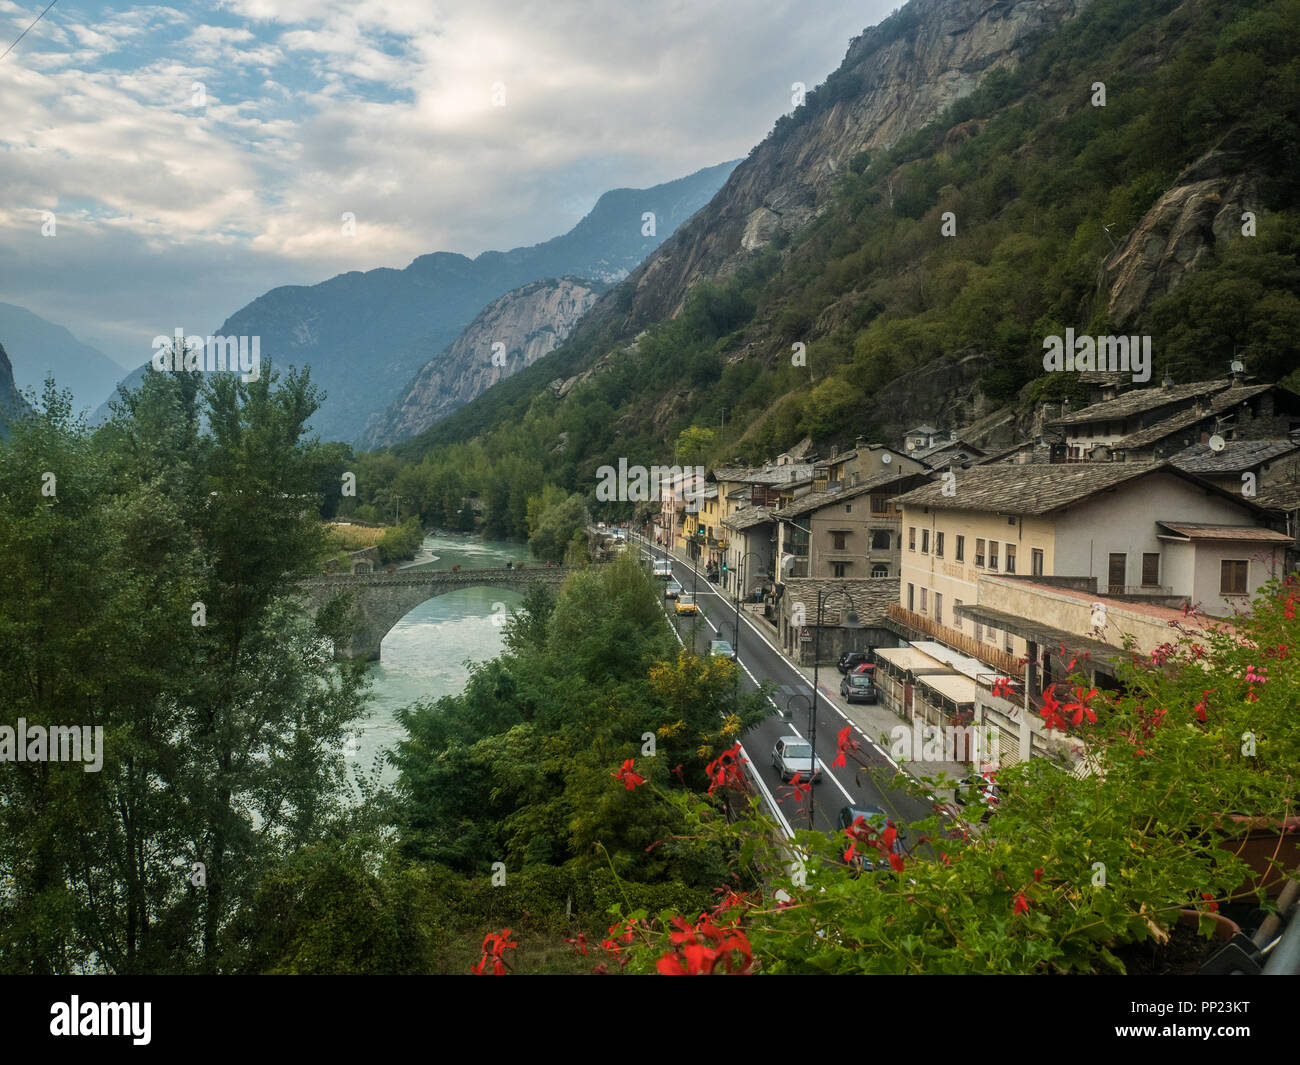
[299,567,568,661]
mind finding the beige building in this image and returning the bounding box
[891,461,1287,675]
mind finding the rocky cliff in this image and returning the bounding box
[0,341,32,436]
[587,0,1093,332]
[360,277,602,448]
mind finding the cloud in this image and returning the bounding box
[0,0,896,366]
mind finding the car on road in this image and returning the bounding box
[674,593,698,616]
[836,804,908,872]
[771,736,821,784]
[709,639,736,659]
[664,579,683,599]
[653,560,673,579]
[840,672,879,704]
[837,650,873,674]
[954,774,1001,822]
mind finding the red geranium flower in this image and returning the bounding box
[1012,893,1030,916]
[612,758,646,790]
[832,725,859,768]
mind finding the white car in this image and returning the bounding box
[771,736,822,784]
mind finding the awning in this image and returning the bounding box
[953,603,1120,662]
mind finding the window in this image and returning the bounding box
[831,531,847,550]
[1032,548,1044,577]
[986,624,997,645]
[1108,553,1126,592]
[1221,559,1248,596]
[1005,633,1014,654]
[908,527,916,551]
[832,562,848,578]
[870,530,890,550]
[988,541,999,570]
[973,621,982,641]
[934,592,943,625]
[921,529,930,554]
[871,496,890,514]
[1142,553,1160,586]
[1005,543,1016,573]
[975,538,986,567]
[955,535,965,562]
[907,584,915,611]
[953,599,963,632]
[871,563,888,577]
[920,588,928,614]
[935,531,944,558]
[1008,516,1016,526]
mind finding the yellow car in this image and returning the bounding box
[674,594,698,616]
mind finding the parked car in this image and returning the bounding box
[664,579,683,599]
[837,650,873,674]
[674,594,698,616]
[709,639,736,659]
[771,736,821,783]
[840,672,878,704]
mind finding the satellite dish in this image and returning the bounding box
[1209,434,1226,452]
[881,453,892,464]
[1230,359,1244,374]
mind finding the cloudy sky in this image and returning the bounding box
[0,0,893,368]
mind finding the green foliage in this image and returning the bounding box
[528,492,591,562]
[377,517,423,565]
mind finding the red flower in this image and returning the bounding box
[704,743,747,796]
[783,771,813,803]
[991,676,1015,699]
[472,928,517,974]
[1039,685,1069,732]
[1200,892,1219,914]
[1012,893,1030,916]
[657,915,754,975]
[1062,685,1099,726]
[1033,867,1043,883]
[565,933,589,956]
[832,725,859,768]
[612,758,646,790]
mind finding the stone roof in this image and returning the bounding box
[1254,481,1300,512]
[1169,438,1300,473]
[772,471,917,519]
[894,460,1173,515]
[1155,521,1292,543]
[911,437,984,461]
[710,463,815,485]
[1052,378,1232,427]
[1113,385,1274,450]
[722,505,774,531]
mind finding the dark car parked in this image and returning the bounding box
[840,672,878,704]
[837,650,873,674]
[836,805,908,874]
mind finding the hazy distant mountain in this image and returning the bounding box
[0,342,32,437]
[0,303,124,415]
[96,160,739,443]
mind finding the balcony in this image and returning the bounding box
[886,603,1021,675]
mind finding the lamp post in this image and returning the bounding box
[809,586,864,830]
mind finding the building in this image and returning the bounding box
[890,461,1287,676]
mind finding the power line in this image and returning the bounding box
[0,0,60,64]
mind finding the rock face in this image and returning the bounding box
[583,0,1093,332]
[0,341,32,436]
[95,160,739,443]
[360,277,602,448]
[1101,139,1261,328]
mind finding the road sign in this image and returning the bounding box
[799,626,811,640]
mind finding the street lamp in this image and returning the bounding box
[808,586,863,829]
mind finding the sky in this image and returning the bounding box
[0,0,895,368]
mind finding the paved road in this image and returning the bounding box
[634,534,936,841]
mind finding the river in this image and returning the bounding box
[345,530,533,791]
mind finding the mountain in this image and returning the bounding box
[0,342,32,437]
[94,160,739,442]
[359,276,605,448]
[394,0,1300,480]
[0,303,125,415]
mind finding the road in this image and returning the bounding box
[632,533,936,841]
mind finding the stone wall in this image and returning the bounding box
[776,576,901,664]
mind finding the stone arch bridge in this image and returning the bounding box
[300,567,570,661]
